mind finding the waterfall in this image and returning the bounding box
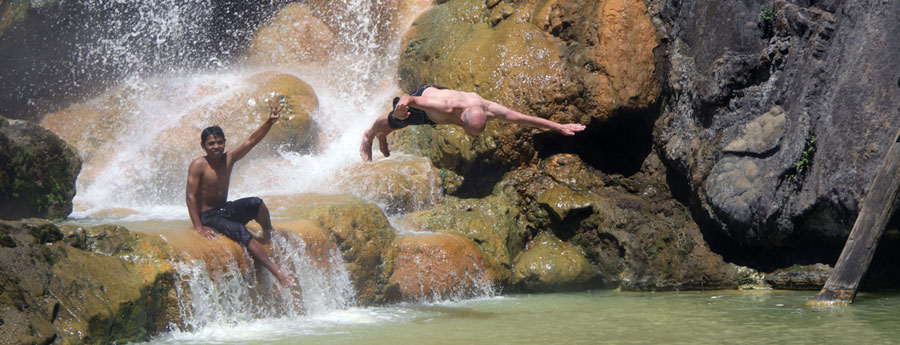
[171,232,354,331]
[60,0,410,219]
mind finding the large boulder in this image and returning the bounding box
[246,3,337,68]
[400,182,530,282]
[649,0,900,263]
[271,193,398,304]
[512,232,597,291]
[0,116,81,220]
[385,233,500,302]
[507,153,740,290]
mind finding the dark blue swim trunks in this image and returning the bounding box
[387,85,447,129]
[199,196,262,247]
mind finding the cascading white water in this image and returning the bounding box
[171,232,355,331]
[66,0,421,219]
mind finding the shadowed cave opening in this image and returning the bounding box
[533,108,655,176]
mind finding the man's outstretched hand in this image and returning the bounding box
[557,123,586,136]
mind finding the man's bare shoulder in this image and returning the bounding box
[188,156,209,171]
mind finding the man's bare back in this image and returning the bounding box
[360,85,586,161]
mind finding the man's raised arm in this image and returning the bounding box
[229,99,285,162]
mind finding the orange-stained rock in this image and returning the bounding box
[269,193,398,304]
[385,233,499,302]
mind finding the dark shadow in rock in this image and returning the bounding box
[534,108,655,177]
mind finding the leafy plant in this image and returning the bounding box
[759,7,777,24]
[781,136,817,190]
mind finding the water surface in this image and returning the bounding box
[146,290,900,345]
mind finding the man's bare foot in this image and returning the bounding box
[376,133,390,158]
[360,131,374,162]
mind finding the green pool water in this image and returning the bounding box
[145,289,900,345]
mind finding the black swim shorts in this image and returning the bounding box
[199,196,262,247]
[387,85,447,129]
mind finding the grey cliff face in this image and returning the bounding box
[649,0,900,248]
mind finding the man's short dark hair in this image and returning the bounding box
[201,126,225,145]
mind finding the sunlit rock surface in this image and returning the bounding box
[401,183,528,282]
[394,0,659,175]
[385,233,499,302]
[0,219,178,344]
[512,232,597,291]
[270,193,398,304]
[0,115,81,220]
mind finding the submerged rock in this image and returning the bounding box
[0,115,81,220]
[765,263,832,290]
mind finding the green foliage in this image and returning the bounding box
[782,136,817,190]
[759,7,777,24]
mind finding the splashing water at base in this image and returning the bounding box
[171,232,354,332]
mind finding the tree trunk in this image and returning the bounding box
[813,128,900,305]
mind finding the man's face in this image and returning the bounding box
[202,135,226,158]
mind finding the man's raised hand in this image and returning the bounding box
[267,96,286,121]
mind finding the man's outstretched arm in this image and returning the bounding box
[230,99,285,162]
[186,159,216,240]
[493,105,585,135]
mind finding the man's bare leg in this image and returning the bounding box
[247,237,296,287]
[360,113,394,161]
[255,201,274,245]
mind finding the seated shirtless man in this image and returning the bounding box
[360,85,586,161]
[186,100,296,287]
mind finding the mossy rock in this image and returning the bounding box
[512,232,597,291]
[0,115,81,220]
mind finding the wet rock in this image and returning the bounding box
[765,263,832,290]
[512,232,597,291]
[247,3,338,68]
[508,154,739,290]
[338,154,441,214]
[394,0,660,189]
[385,233,499,302]
[0,220,180,344]
[401,184,529,282]
[0,115,81,220]
[272,193,398,304]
